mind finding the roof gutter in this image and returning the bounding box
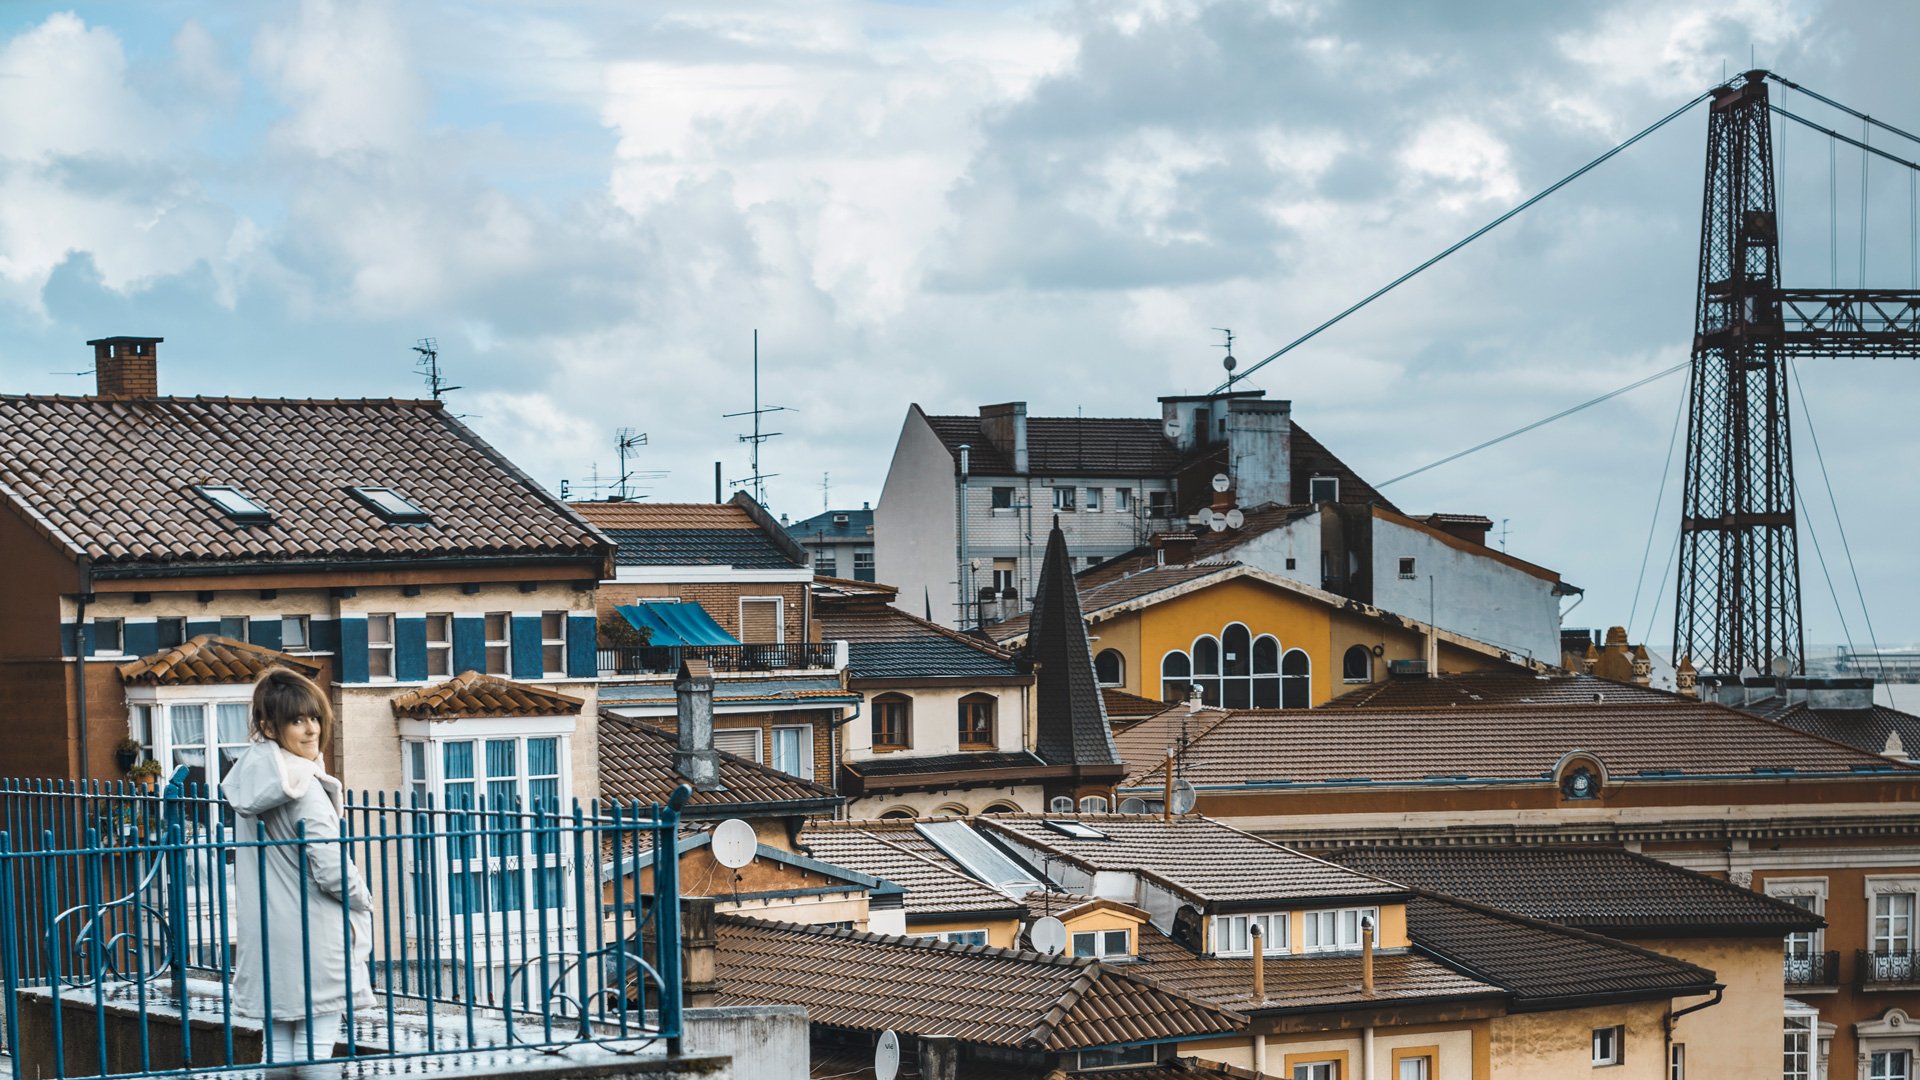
[89,551,602,581]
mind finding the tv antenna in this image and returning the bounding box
[412,338,462,400]
[725,329,788,505]
[1213,328,1238,390]
[614,427,661,501]
[821,472,831,513]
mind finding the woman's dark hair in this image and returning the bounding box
[251,668,333,751]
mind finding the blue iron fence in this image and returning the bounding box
[0,770,688,1077]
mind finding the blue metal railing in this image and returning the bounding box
[0,770,688,1077]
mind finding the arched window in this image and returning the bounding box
[1342,645,1372,683]
[1160,651,1192,703]
[981,801,1021,815]
[1252,635,1281,708]
[1222,624,1252,707]
[1190,636,1221,705]
[1049,796,1075,813]
[1095,649,1125,687]
[958,693,996,748]
[931,803,969,817]
[879,807,916,820]
[872,693,911,749]
[1281,649,1311,709]
[1078,795,1109,813]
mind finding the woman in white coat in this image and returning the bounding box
[222,668,374,1063]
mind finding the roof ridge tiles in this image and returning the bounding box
[716,911,1094,968]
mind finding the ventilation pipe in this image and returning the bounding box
[1249,922,1265,1002]
[1361,915,1375,996]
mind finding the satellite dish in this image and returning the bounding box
[1223,354,1237,373]
[1210,473,1231,493]
[1197,507,1216,526]
[1208,517,1228,533]
[1031,916,1068,956]
[874,1030,900,1080]
[1224,508,1245,529]
[1118,797,1148,814]
[1163,418,1181,439]
[711,818,757,870]
[1170,779,1197,816]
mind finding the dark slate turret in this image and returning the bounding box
[1026,521,1124,770]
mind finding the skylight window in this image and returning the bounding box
[915,820,1045,897]
[1043,820,1109,840]
[351,486,431,523]
[196,485,271,523]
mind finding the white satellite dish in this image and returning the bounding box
[874,1030,900,1080]
[1118,797,1149,814]
[1163,418,1182,439]
[1210,473,1231,493]
[1170,779,1198,816]
[711,818,757,870]
[1224,508,1245,529]
[1196,507,1216,526]
[1208,517,1228,533]
[1031,916,1068,956]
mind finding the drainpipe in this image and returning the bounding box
[1361,1026,1375,1080]
[73,555,95,781]
[957,445,971,628]
[829,696,865,813]
[1663,986,1723,1067]
[1360,916,1377,1080]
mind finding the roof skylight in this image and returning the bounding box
[196,485,271,523]
[915,820,1046,897]
[1042,820,1109,840]
[351,486,431,523]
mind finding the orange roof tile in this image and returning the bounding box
[118,635,321,686]
[389,671,585,719]
[569,502,757,530]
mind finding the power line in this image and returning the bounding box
[1210,86,1723,395]
[1375,361,1688,489]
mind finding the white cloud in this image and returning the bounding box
[0,12,169,163]
[253,0,425,159]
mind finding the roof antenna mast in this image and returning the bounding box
[412,338,462,400]
[1214,328,1238,391]
[724,329,788,505]
[615,428,650,501]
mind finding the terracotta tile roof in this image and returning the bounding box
[1134,930,1500,1012]
[978,815,1406,908]
[569,503,758,530]
[1324,671,1681,709]
[713,915,1243,1049]
[1403,894,1719,1008]
[1748,698,1920,759]
[1113,706,1231,783]
[0,396,608,568]
[597,714,842,817]
[812,576,900,603]
[985,562,1237,644]
[118,635,320,686]
[799,827,1026,918]
[1146,701,1912,787]
[571,495,806,569]
[1020,891,1150,924]
[389,671,584,720]
[1025,525,1123,770]
[803,818,950,861]
[1325,846,1824,938]
[1104,687,1172,719]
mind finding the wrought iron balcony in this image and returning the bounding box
[1784,950,1840,988]
[1858,949,1920,988]
[597,641,837,677]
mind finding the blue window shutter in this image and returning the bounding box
[452,617,485,674]
[81,622,95,655]
[250,617,283,651]
[395,617,428,681]
[61,622,79,657]
[511,617,542,679]
[123,620,158,658]
[339,618,369,683]
[567,615,596,678]
[186,618,219,639]
[308,618,340,654]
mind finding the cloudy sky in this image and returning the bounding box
[2,0,1917,650]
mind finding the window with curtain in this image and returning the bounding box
[872,694,911,749]
[405,733,568,927]
[958,694,995,747]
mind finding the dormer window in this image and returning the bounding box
[832,513,849,525]
[196,485,271,523]
[351,486,431,523]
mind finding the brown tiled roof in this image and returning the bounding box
[1324,671,1681,709]
[118,635,320,686]
[986,560,1236,643]
[569,503,757,530]
[799,826,1025,918]
[1104,687,1170,719]
[1076,1058,1285,1080]
[0,396,608,568]
[389,671,584,720]
[978,815,1406,907]
[1025,524,1123,770]
[1748,698,1920,759]
[713,915,1243,1049]
[812,576,900,603]
[1148,701,1912,786]
[1325,846,1824,938]
[1134,930,1501,1012]
[1286,424,1395,511]
[923,414,1193,478]
[1020,891,1150,924]
[1404,894,1719,1008]
[1113,705,1231,783]
[597,713,842,817]
[815,603,1026,680]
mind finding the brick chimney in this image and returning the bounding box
[978,402,1028,474]
[1154,532,1199,565]
[88,337,163,398]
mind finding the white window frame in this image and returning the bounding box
[123,687,255,801]
[1052,486,1076,512]
[815,553,838,577]
[1868,877,1920,956]
[91,617,126,657]
[281,615,311,652]
[484,612,512,676]
[426,612,453,678]
[770,724,814,781]
[1211,912,1288,957]
[217,615,250,640]
[1291,1063,1336,1080]
[1308,476,1339,505]
[918,929,988,946]
[1048,796,1074,813]
[1668,1042,1684,1080]
[1766,877,1828,965]
[1783,1010,1816,1080]
[1302,907,1380,953]
[367,612,396,681]
[1084,487,1101,512]
[539,611,567,677]
[1115,487,1132,512]
[739,597,785,644]
[1873,1051,1913,1080]
[1071,928,1131,959]
[1592,1025,1623,1066]
[1078,795,1108,813]
[853,551,874,577]
[1398,556,1417,579]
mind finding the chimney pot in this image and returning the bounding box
[1155,532,1199,565]
[87,336,163,399]
[1249,922,1265,1001]
[674,659,721,790]
[1361,917,1375,996]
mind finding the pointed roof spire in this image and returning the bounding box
[1025,519,1122,768]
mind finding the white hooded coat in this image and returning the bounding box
[222,739,375,1021]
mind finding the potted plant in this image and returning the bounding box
[114,737,143,774]
[128,759,164,788]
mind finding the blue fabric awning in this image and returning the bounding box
[615,602,741,647]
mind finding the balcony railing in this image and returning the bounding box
[1784,950,1841,988]
[597,642,837,676]
[0,771,687,1077]
[1859,948,1920,987]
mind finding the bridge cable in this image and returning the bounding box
[1209,87,1724,395]
[1792,468,1858,674]
[1771,106,1920,174]
[1764,73,1920,149]
[1641,525,1682,653]
[1861,120,1871,288]
[1374,361,1688,489]
[1789,359,1889,686]
[1626,366,1691,635]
